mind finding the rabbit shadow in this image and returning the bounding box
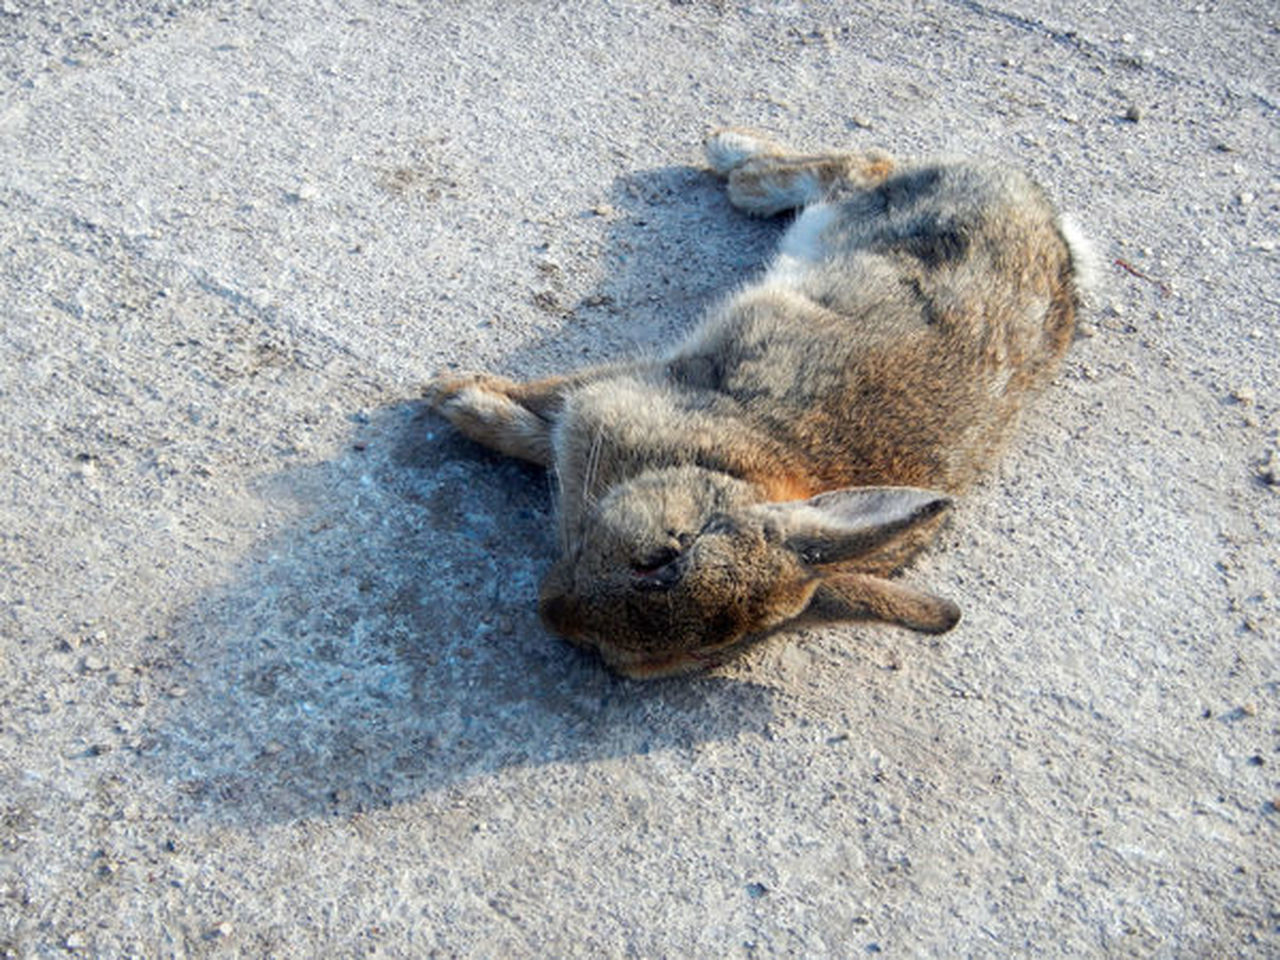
[144,165,793,828]
[490,161,781,376]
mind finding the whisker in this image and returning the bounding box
[584,425,604,506]
[545,465,566,552]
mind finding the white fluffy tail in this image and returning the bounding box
[1057,213,1102,305]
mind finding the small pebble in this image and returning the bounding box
[1230,386,1256,406]
[167,685,188,698]
[205,922,234,940]
[82,655,108,673]
[1238,192,1255,206]
[262,740,285,755]
[1241,702,1257,717]
[1257,450,1280,486]
[63,932,87,950]
[1123,105,1141,123]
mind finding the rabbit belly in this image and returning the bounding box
[764,202,838,286]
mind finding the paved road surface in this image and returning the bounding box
[1,1,1276,955]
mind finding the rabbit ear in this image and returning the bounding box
[807,572,961,634]
[752,488,960,635]
[753,486,952,566]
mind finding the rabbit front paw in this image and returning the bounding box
[423,371,553,465]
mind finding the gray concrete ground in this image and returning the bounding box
[1,1,1277,956]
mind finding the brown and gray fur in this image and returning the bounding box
[425,130,1094,678]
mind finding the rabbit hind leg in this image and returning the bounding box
[726,151,897,217]
[704,131,896,217]
[704,128,788,175]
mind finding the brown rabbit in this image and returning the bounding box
[425,130,1094,678]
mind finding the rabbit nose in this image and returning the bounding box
[630,547,685,591]
[539,590,580,638]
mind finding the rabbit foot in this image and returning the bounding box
[423,371,518,406]
[424,372,554,465]
[704,128,784,175]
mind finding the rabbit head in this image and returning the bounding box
[538,465,958,677]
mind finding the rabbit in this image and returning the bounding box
[424,129,1094,678]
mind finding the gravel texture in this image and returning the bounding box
[1,0,1277,956]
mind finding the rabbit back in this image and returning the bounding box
[662,159,1081,495]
